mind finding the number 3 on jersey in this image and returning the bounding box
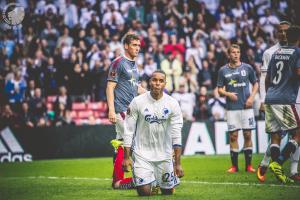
[272,61,284,84]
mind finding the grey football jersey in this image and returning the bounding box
[217,63,258,110]
[107,56,139,113]
[265,47,300,104]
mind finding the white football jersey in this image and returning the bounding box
[124,91,183,161]
[260,43,281,102]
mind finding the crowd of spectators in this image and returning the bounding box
[0,0,299,128]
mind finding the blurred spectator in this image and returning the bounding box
[208,88,226,121]
[259,8,280,39]
[0,104,18,130]
[161,52,182,93]
[25,79,36,100]
[144,54,157,80]
[128,0,145,23]
[198,59,213,90]
[92,59,110,101]
[195,86,211,120]
[18,101,35,128]
[29,88,48,127]
[54,85,72,113]
[172,83,196,121]
[63,0,78,28]
[5,70,27,105]
[54,103,74,126]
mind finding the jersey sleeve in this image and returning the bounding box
[217,68,225,87]
[123,99,139,148]
[170,100,183,146]
[107,60,122,83]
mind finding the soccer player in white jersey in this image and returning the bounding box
[123,70,184,196]
[257,21,300,183]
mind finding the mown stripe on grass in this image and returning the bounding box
[2,176,300,188]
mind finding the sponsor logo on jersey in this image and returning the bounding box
[144,108,169,124]
[228,79,246,87]
[0,127,33,163]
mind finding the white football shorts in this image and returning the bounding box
[226,109,256,132]
[132,153,180,189]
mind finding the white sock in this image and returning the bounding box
[261,141,271,167]
[290,147,300,175]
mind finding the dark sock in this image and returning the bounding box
[230,150,239,170]
[270,145,280,163]
[244,148,253,168]
[278,141,297,165]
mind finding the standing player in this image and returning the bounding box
[217,44,258,173]
[123,70,184,196]
[106,33,146,189]
[264,25,300,184]
[257,21,300,183]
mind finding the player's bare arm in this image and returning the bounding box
[174,146,184,178]
[245,81,258,109]
[218,87,238,101]
[106,81,117,123]
[122,147,132,172]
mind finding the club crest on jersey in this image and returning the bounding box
[110,71,116,77]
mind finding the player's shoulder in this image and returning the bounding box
[164,93,180,105]
[111,56,125,69]
[264,43,280,55]
[218,65,228,72]
[132,92,148,104]
[241,62,253,70]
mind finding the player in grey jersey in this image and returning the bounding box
[265,26,300,184]
[106,33,146,189]
[217,44,258,173]
[257,21,300,183]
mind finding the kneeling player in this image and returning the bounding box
[123,70,184,196]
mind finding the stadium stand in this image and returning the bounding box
[0,0,299,127]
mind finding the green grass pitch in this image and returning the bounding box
[0,155,299,200]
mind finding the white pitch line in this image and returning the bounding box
[2,176,300,189]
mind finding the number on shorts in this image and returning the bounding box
[272,61,284,85]
[162,172,174,182]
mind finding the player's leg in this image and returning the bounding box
[157,159,178,195]
[243,130,255,172]
[228,130,239,172]
[132,153,155,196]
[226,110,240,173]
[290,146,300,182]
[266,105,294,183]
[241,109,256,172]
[111,113,134,189]
[136,184,152,196]
[257,141,271,182]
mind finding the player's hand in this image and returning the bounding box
[245,97,254,109]
[122,158,132,172]
[227,92,238,101]
[108,111,117,124]
[174,164,184,178]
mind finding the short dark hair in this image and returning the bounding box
[286,25,300,45]
[122,33,140,46]
[227,44,240,54]
[151,70,166,80]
